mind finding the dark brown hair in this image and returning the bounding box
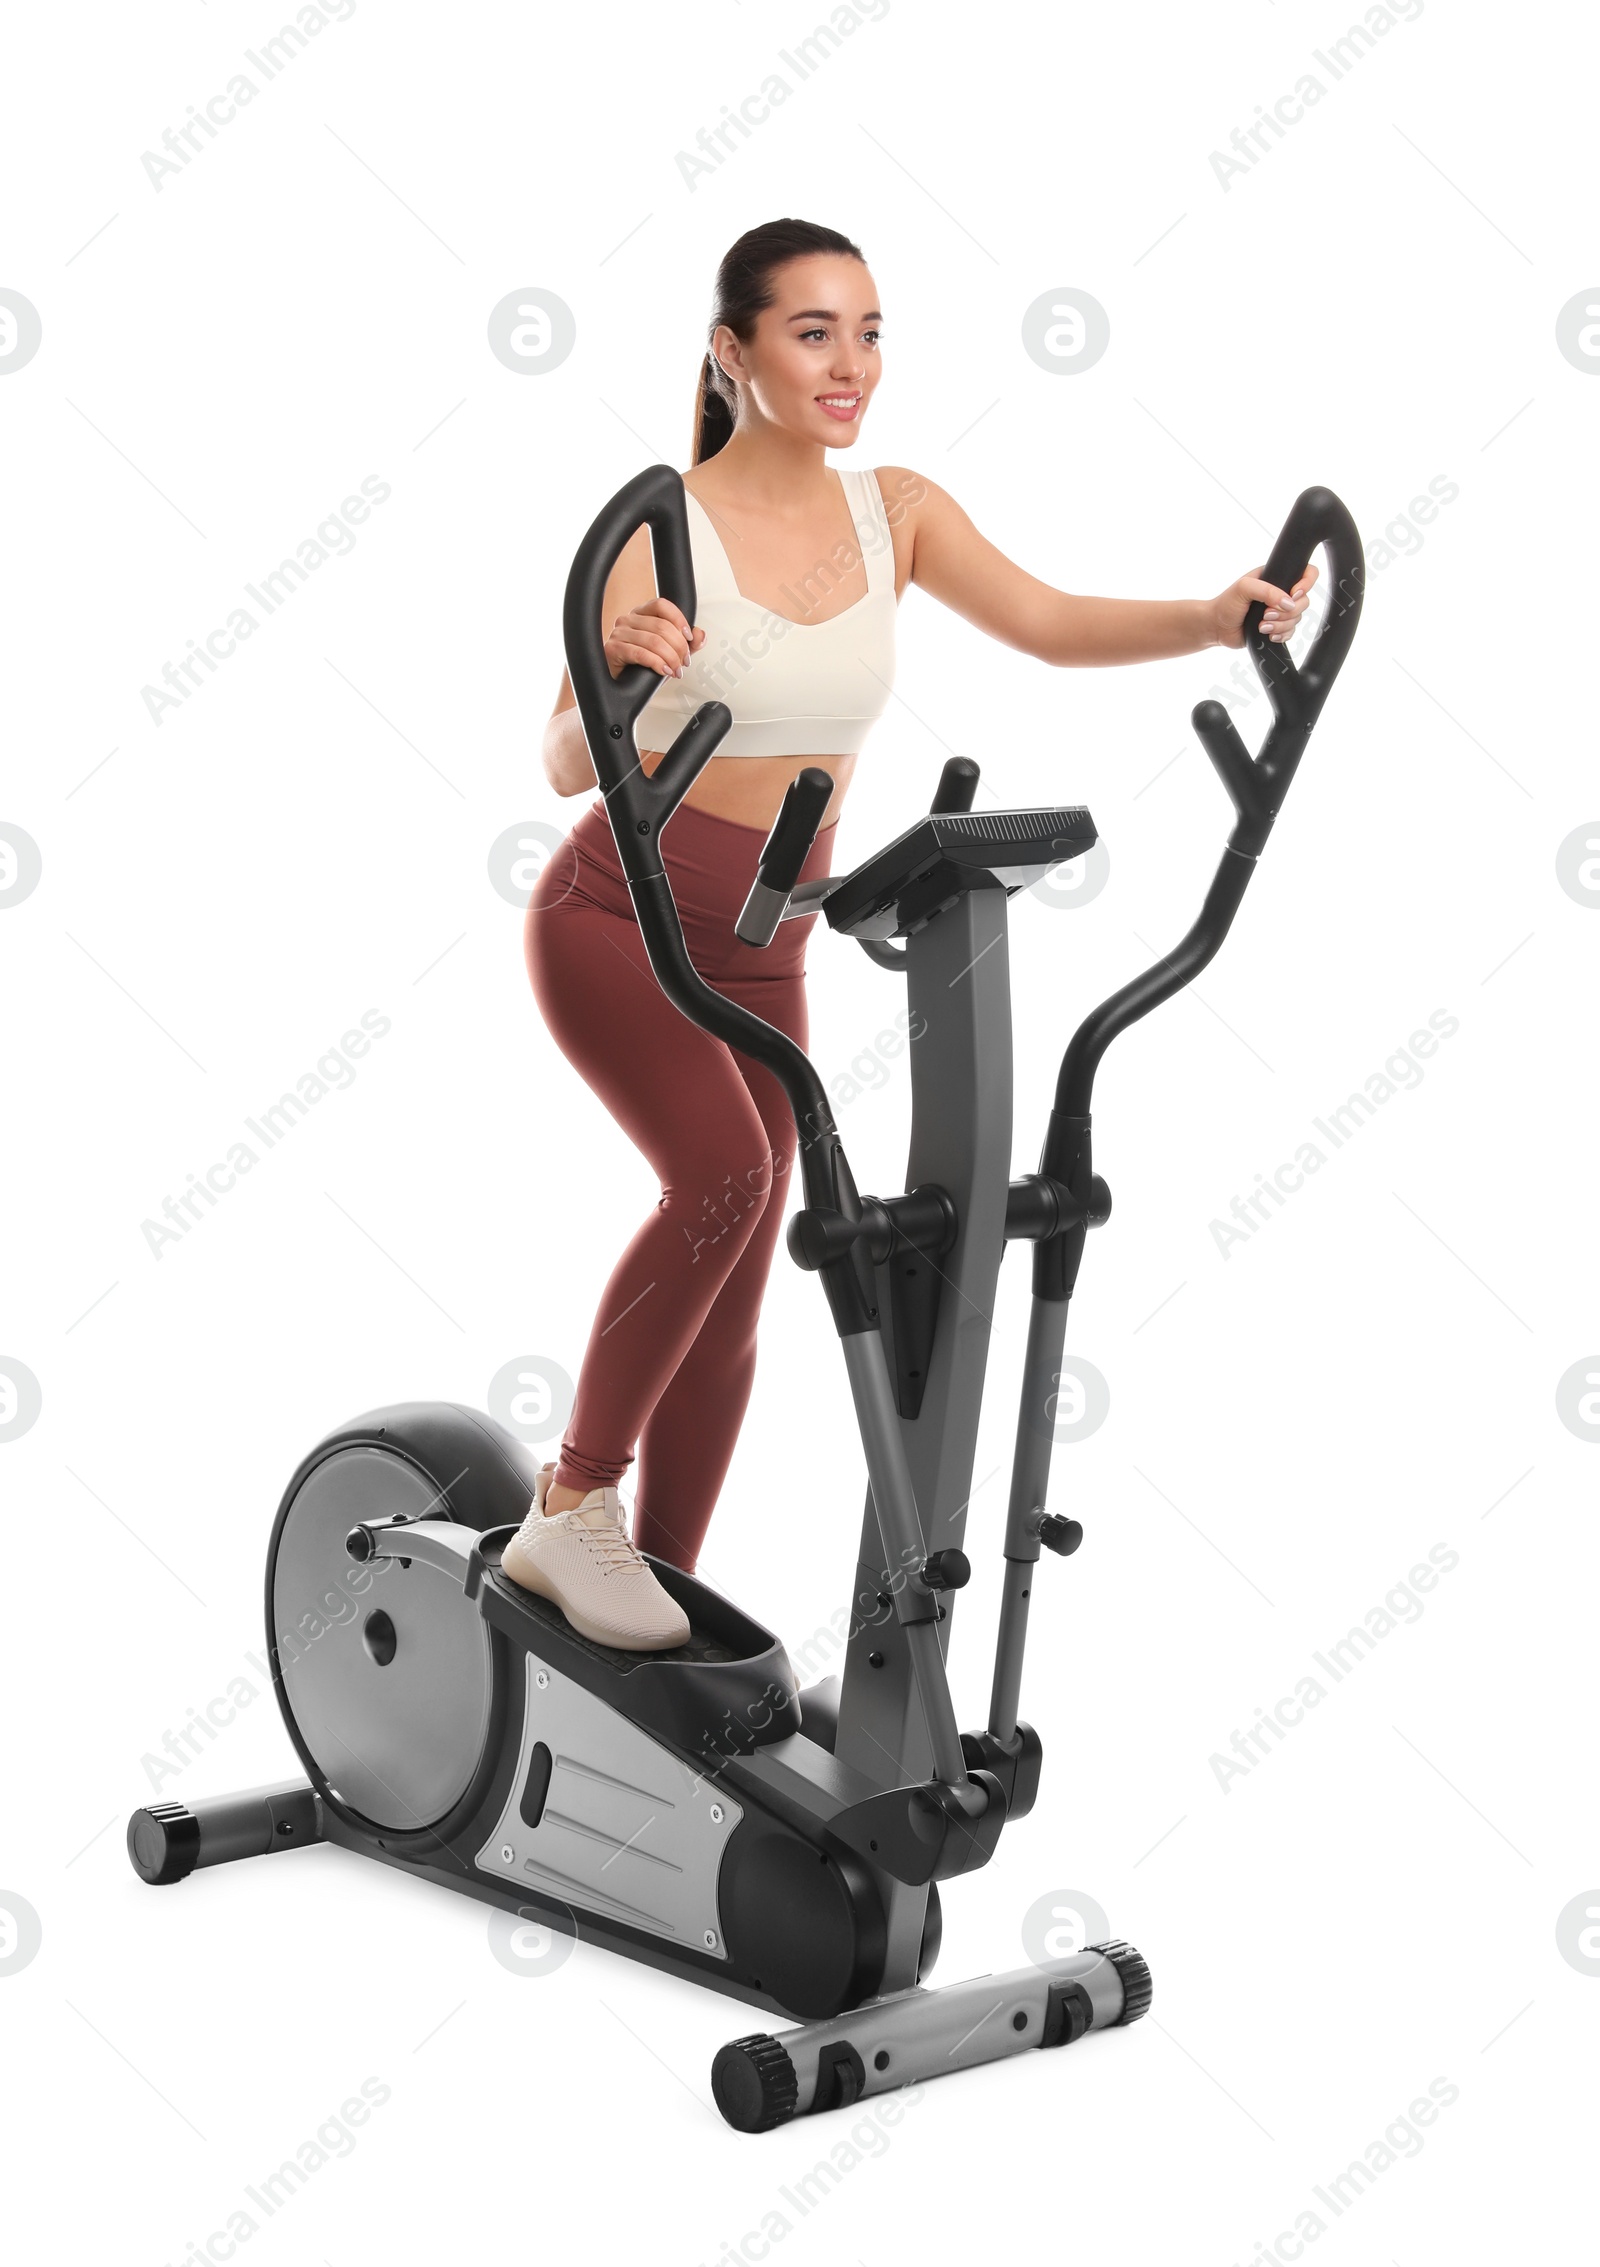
[692,218,867,465]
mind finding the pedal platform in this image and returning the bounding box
[467,1528,801,1761]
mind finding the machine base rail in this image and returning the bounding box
[711,1940,1152,2132]
[127,1780,324,1884]
[128,1776,869,2021]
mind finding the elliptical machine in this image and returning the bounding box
[127,467,1363,2132]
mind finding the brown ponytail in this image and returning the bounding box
[690,217,866,465]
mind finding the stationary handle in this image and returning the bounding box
[929,757,981,814]
[1192,485,1365,856]
[561,462,733,881]
[736,767,836,946]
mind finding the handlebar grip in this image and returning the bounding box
[1243,484,1365,696]
[930,757,981,814]
[736,767,836,946]
[1195,484,1364,855]
[561,463,731,819]
[563,464,692,740]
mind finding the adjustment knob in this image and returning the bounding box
[1039,1515,1083,1556]
[921,1549,971,1592]
[786,1206,862,1271]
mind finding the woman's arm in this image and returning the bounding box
[888,468,1313,666]
[542,685,597,798]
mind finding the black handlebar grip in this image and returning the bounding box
[563,465,694,745]
[561,463,733,829]
[555,467,846,1235]
[1194,484,1364,855]
[736,767,836,946]
[1242,484,1365,697]
[930,757,981,814]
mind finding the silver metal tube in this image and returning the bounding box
[840,1331,969,1788]
[987,1294,1070,1738]
[988,1561,1034,1741]
[761,1947,1131,2111]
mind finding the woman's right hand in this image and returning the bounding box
[605,597,704,681]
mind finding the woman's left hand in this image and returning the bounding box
[1210,560,1319,648]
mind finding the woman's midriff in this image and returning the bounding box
[638,747,857,832]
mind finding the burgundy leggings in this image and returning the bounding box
[524,795,837,1572]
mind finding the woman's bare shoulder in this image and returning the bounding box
[870,465,941,526]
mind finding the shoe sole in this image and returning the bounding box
[499,1540,691,1654]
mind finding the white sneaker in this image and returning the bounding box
[500,1464,691,1652]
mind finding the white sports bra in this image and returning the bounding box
[638,466,898,758]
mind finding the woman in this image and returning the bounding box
[505,216,1314,1652]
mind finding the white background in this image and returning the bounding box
[3,1,1595,2261]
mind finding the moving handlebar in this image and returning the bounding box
[990,485,1365,1743]
[1049,484,1365,1149]
[562,466,875,1337]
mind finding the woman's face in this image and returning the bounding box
[714,254,883,445]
